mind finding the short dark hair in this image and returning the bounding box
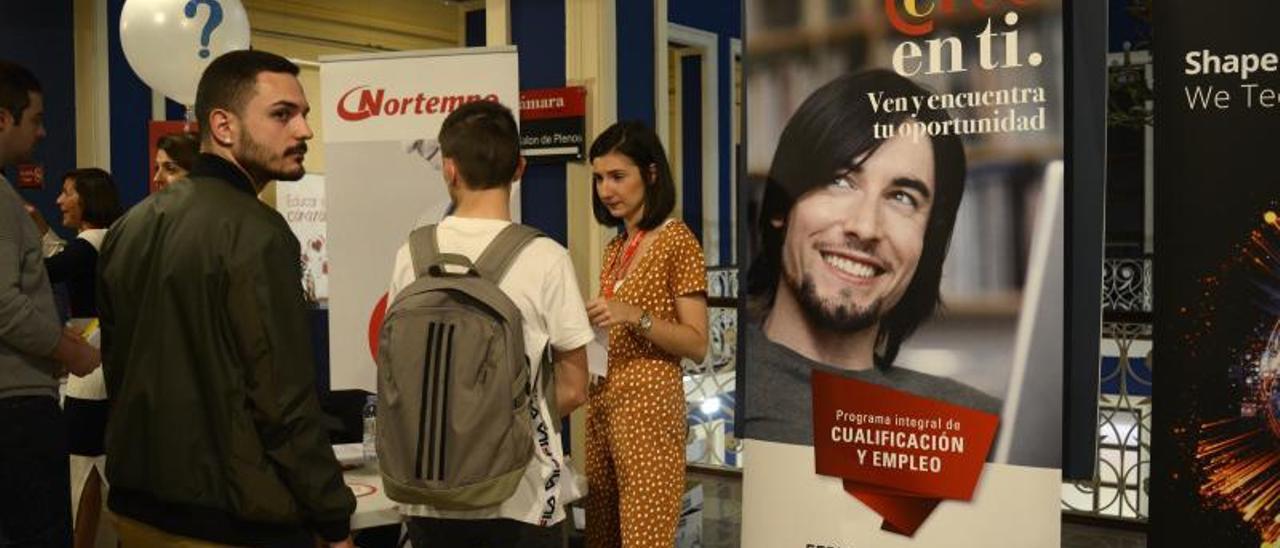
[0,60,42,124]
[156,132,199,171]
[747,69,967,369]
[65,168,122,229]
[194,50,299,144]
[587,121,676,230]
[437,100,521,190]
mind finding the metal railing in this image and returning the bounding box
[1062,256,1152,521]
[685,267,741,470]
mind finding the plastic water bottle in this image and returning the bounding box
[362,394,378,464]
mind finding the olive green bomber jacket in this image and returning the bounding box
[98,154,355,545]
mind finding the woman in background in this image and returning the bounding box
[152,131,198,190]
[584,121,708,548]
[44,167,122,548]
[44,168,120,315]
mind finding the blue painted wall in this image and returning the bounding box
[108,0,156,209]
[511,0,568,246]
[680,55,703,242]
[1108,0,1149,53]
[466,10,487,48]
[616,0,656,127]
[670,0,741,264]
[165,98,187,121]
[510,0,576,453]
[669,1,741,37]
[0,1,78,240]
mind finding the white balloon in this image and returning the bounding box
[120,0,251,106]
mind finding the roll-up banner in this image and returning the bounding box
[321,47,520,392]
[1151,3,1280,546]
[739,1,1071,545]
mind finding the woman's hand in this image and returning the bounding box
[586,297,641,328]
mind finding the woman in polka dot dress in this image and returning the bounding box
[584,121,708,548]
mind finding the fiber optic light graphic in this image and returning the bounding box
[1193,209,1280,544]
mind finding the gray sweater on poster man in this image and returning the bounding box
[741,323,1002,446]
[0,175,62,400]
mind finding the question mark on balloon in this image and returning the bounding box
[183,0,224,59]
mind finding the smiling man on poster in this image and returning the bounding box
[742,70,1002,448]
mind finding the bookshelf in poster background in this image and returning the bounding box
[745,0,1064,318]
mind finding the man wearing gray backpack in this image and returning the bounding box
[382,99,592,547]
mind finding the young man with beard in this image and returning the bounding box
[742,70,1001,447]
[97,50,355,547]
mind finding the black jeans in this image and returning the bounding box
[0,396,71,548]
[407,517,561,548]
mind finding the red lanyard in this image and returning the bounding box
[602,230,645,298]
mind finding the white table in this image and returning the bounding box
[343,464,401,530]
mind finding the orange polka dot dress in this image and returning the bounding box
[586,220,706,548]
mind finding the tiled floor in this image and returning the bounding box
[1061,520,1146,548]
[692,469,742,548]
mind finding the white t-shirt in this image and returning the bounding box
[387,215,594,526]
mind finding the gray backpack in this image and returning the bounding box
[376,223,543,509]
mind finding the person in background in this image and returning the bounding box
[97,50,355,547]
[0,58,99,548]
[153,131,198,190]
[42,168,121,314]
[40,167,121,548]
[387,100,592,548]
[583,120,708,548]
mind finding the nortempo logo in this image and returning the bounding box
[337,86,500,122]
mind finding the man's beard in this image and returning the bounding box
[792,274,882,333]
[236,130,306,183]
[9,137,36,165]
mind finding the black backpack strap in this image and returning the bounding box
[407,224,441,279]
[474,223,544,283]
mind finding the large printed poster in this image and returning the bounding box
[739,1,1065,545]
[1151,3,1280,546]
[322,47,519,392]
[276,174,328,302]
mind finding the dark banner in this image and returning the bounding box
[1152,2,1280,546]
[519,86,586,163]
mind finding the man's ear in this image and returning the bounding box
[0,108,12,132]
[442,157,459,188]
[208,108,236,147]
[511,157,527,183]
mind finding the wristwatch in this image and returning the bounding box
[636,310,654,334]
